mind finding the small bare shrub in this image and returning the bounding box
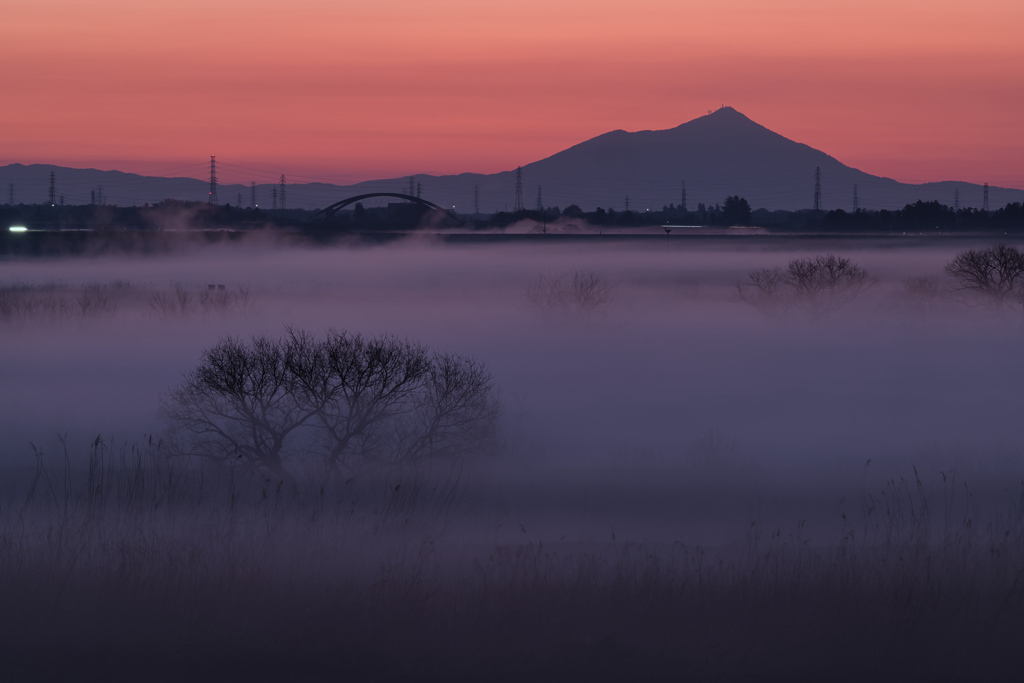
[0,282,128,322]
[526,268,615,321]
[890,275,943,314]
[148,284,253,317]
[738,253,873,319]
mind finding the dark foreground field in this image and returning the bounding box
[3,444,1022,683]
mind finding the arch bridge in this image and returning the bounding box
[307,193,454,224]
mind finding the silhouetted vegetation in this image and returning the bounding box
[3,196,1023,238]
[945,244,1024,308]
[525,268,616,322]
[161,330,500,484]
[738,254,874,318]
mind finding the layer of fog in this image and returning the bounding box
[2,237,1023,549]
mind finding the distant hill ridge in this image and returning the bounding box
[2,108,1021,212]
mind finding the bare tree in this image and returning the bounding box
[162,330,500,483]
[944,244,1024,307]
[526,268,615,320]
[738,254,872,319]
[160,336,312,485]
[286,329,432,475]
[736,266,786,316]
[398,353,501,461]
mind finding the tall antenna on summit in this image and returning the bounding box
[513,167,523,212]
[208,156,218,205]
[813,167,822,211]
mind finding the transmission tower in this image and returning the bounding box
[983,183,990,212]
[91,190,95,205]
[98,185,104,205]
[813,167,822,211]
[8,183,13,205]
[474,186,479,215]
[48,171,56,206]
[272,186,278,210]
[251,181,256,208]
[208,156,218,205]
[680,181,687,212]
[416,182,421,199]
[954,188,960,211]
[408,176,415,195]
[513,167,523,212]
[536,186,543,212]
[279,175,287,210]
[853,184,859,212]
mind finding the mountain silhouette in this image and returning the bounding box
[2,107,1020,212]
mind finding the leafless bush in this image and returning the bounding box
[526,268,615,320]
[76,284,116,316]
[944,244,1024,308]
[738,253,873,319]
[0,281,133,322]
[890,275,944,314]
[148,283,253,317]
[161,329,500,484]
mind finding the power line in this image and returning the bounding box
[853,184,859,212]
[251,181,256,208]
[208,156,218,205]
[272,186,278,210]
[474,185,479,215]
[983,183,989,212]
[8,183,13,205]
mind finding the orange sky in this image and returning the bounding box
[2,0,1022,188]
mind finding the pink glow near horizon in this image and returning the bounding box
[1,0,1022,188]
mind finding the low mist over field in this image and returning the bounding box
[4,238,1022,471]
[3,237,1024,680]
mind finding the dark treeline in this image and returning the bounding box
[507,198,1024,232]
[3,197,1024,234]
